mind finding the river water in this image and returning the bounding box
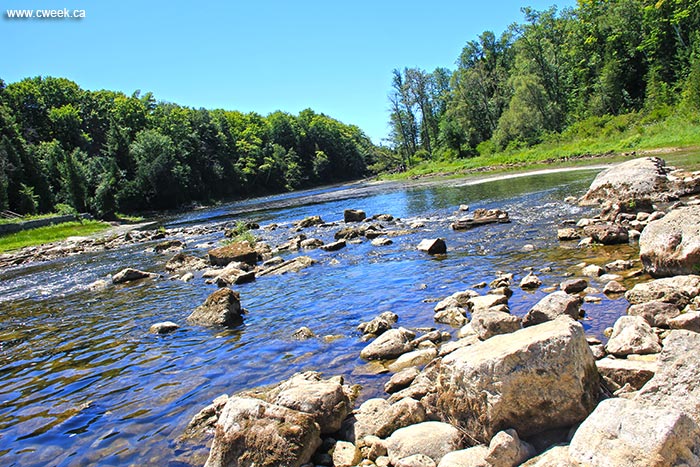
[0,169,643,466]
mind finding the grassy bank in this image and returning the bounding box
[382,111,700,180]
[0,221,111,253]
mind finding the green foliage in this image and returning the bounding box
[54,203,77,216]
[224,221,257,245]
[384,0,700,168]
[16,183,38,215]
[0,77,374,215]
[0,220,109,252]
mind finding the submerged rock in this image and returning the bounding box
[149,321,180,334]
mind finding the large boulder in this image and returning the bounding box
[422,317,598,443]
[639,206,700,277]
[187,288,244,327]
[625,275,700,309]
[272,372,351,434]
[522,291,582,327]
[579,157,672,206]
[203,396,321,467]
[385,421,464,464]
[569,397,700,467]
[360,328,415,360]
[605,315,661,357]
[208,241,258,266]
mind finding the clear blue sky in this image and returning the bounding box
[2,0,576,144]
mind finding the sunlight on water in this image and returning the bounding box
[0,169,644,466]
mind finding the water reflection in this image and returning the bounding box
[0,168,644,466]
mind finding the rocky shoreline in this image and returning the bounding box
[172,157,700,467]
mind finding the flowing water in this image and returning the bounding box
[0,169,644,466]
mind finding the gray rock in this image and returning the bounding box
[569,397,700,467]
[360,328,415,360]
[149,321,179,334]
[625,275,700,308]
[203,396,321,467]
[467,294,509,313]
[523,291,582,327]
[335,226,363,240]
[422,317,598,443]
[300,238,324,249]
[519,446,575,466]
[434,307,468,327]
[435,290,479,312]
[470,310,521,340]
[417,238,447,255]
[165,253,207,272]
[112,267,157,284]
[372,237,393,246]
[581,264,604,277]
[639,206,700,277]
[388,347,438,372]
[627,300,681,327]
[605,315,661,357]
[295,215,324,228]
[579,157,674,206]
[386,421,463,464]
[187,288,244,327]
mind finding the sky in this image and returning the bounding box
[2,0,577,144]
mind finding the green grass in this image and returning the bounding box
[115,212,146,223]
[381,110,700,180]
[0,221,111,253]
[0,212,68,225]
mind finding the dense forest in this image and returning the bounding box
[2,0,699,217]
[383,0,700,169]
[0,78,379,217]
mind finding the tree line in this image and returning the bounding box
[0,77,379,217]
[384,0,700,169]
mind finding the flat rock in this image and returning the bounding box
[557,228,580,241]
[208,241,258,266]
[258,256,316,276]
[320,239,347,251]
[560,278,588,294]
[596,356,657,391]
[639,206,700,277]
[388,347,438,372]
[669,311,700,332]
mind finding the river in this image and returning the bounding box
[0,168,642,466]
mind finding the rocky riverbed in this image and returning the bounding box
[180,157,700,467]
[1,160,699,466]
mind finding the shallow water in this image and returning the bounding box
[0,169,644,466]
